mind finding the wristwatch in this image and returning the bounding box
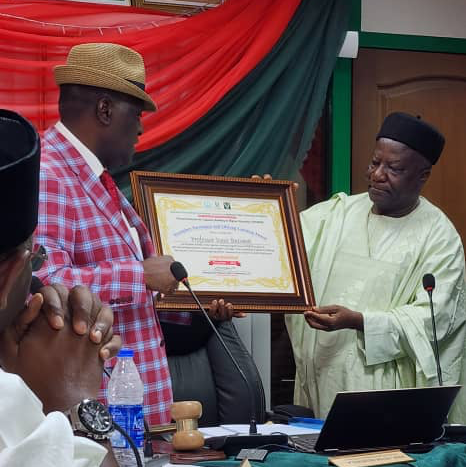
[66,399,114,440]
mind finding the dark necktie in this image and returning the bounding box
[100,170,121,211]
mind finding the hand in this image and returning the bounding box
[304,305,363,332]
[251,173,299,190]
[251,173,273,181]
[208,299,247,320]
[143,255,179,294]
[0,293,119,413]
[14,284,121,361]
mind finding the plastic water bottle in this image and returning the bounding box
[108,348,145,466]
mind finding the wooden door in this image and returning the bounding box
[352,48,466,244]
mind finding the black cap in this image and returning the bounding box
[376,112,445,165]
[0,109,40,254]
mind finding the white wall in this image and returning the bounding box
[232,169,309,411]
[362,0,466,39]
[233,314,271,410]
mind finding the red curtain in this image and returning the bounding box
[0,0,300,151]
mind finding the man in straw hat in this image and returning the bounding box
[35,43,243,427]
[283,112,466,423]
[0,108,122,466]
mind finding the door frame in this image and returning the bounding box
[329,2,466,195]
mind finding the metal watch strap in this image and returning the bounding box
[65,400,112,440]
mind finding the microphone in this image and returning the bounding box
[422,273,442,386]
[423,273,466,439]
[422,273,435,293]
[30,275,45,294]
[170,261,287,454]
[170,261,258,434]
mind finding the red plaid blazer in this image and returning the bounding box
[35,126,188,426]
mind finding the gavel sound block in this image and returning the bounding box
[170,401,204,451]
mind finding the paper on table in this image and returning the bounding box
[199,426,240,438]
[200,423,321,437]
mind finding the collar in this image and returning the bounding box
[55,121,104,177]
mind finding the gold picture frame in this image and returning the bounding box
[130,171,315,313]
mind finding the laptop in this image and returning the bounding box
[289,385,461,454]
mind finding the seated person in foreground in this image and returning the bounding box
[285,112,466,423]
[0,109,121,466]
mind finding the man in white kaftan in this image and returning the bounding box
[286,112,466,423]
[0,369,106,467]
[286,192,466,422]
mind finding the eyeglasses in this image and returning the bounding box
[30,244,48,272]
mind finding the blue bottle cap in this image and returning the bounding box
[117,348,134,358]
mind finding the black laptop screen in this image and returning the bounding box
[315,385,461,452]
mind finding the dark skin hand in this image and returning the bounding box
[1,285,120,467]
[251,173,300,191]
[209,298,246,320]
[0,286,122,413]
[143,255,180,295]
[147,255,246,319]
[156,293,246,320]
[17,283,121,361]
[252,175,362,332]
[304,305,364,332]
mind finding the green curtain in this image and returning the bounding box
[114,0,349,200]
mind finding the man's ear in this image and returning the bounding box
[96,95,113,126]
[420,167,432,184]
[0,249,30,310]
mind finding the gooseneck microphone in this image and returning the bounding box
[170,261,259,435]
[422,273,443,386]
[422,274,466,439]
[170,262,289,454]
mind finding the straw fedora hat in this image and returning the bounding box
[54,43,156,111]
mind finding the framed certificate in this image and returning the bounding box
[130,171,315,313]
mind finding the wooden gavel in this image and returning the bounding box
[170,401,204,451]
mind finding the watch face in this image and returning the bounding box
[78,399,113,434]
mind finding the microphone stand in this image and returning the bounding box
[425,287,443,386]
[171,262,288,455]
[424,275,466,441]
[181,278,258,435]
